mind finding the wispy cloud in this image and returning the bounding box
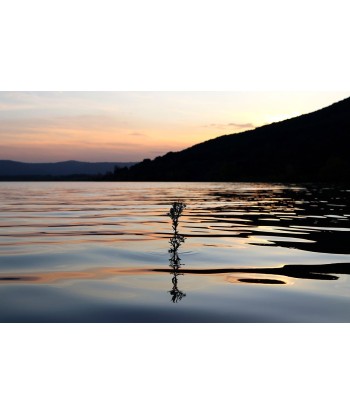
[128,132,148,137]
[227,122,255,129]
[204,122,255,130]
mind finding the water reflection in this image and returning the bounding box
[168,263,342,281]
[168,202,186,303]
[201,185,350,255]
[1,182,350,322]
[237,278,285,284]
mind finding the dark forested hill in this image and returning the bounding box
[115,97,350,182]
[0,160,135,178]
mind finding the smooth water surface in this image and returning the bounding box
[1,182,350,322]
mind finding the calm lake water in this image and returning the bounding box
[1,181,350,322]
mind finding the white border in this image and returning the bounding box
[1,1,350,414]
[1,0,349,90]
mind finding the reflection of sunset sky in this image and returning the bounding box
[0,91,349,162]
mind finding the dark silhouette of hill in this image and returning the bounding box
[0,160,136,178]
[114,97,350,182]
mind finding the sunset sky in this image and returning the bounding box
[0,91,349,162]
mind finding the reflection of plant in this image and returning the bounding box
[168,202,186,303]
[169,280,186,303]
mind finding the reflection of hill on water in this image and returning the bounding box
[154,262,347,283]
[189,186,350,255]
[166,262,346,280]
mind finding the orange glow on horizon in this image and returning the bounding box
[0,119,255,162]
[0,91,349,162]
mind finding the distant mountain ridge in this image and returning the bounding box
[0,160,135,177]
[116,96,350,182]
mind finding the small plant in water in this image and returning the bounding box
[168,201,186,232]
